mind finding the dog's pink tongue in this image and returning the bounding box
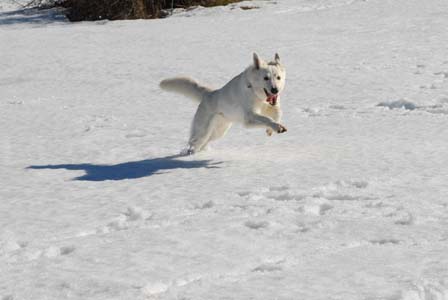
[266,95,278,106]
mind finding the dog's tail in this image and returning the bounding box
[160,77,213,103]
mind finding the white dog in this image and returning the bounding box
[160,53,287,154]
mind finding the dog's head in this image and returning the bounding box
[247,53,286,106]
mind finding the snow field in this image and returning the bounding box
[1,0,448,299]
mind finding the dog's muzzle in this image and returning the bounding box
[264,88,278,106]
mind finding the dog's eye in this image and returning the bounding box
[264,76,269,81]
[277,76,281,80]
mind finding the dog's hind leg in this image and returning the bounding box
[209,114,232,142]
[187,107,221,153]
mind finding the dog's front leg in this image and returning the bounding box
[262,104,282,136]
[244,112,287,133]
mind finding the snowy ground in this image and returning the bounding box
[1,0,448,299]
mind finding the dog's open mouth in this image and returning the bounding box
[264,89,278,106]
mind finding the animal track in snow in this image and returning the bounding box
[312,180,374,202]
[420,83,439,90]
[237,185,306,202]
[301,107,325,117]
[266,185,308,201]
[82,114,119,133]
[299,200,333,216]
[194,200,214,210]
[141,281,170,297]
[377,99,417,110]
[237,191,251,197]
[0,237,27,257]
[60,245,76,255]
[96,206,153,234]
[244,220,270,230]
[363,199,416,227]
[382,206,414,225]
[125,129,148,138]
[394,211,414,225]
[236,179,404,234]
[337,180,369,189]
[301,106,347,117]
[417,67,448,91]
[369,238,401,245]
[268,185,290,192]
[0,237,75,263]
[294,221,317,233]
[328,104,347,110]
[42,245,76,258]
[401,279,448,300]
[433,71,448,78]
[265,190,305,201]
[376,98,448,115]
[414,64,426,74]
[241,180,371,201]
[252,261,283,273]
[141,274,206,299]
[237,179,372,218]
[341,238,403,249]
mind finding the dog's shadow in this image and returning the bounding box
[27,154,222,181]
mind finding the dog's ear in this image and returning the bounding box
[274,53,280,64]
[253,53,262,70]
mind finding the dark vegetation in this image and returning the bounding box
[26,0,249,21]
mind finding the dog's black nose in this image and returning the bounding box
[271,87,278,94]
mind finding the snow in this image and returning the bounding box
[1,0,448,299]
[377,99,418,110]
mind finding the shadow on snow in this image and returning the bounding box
[27,155,222,181]
[0,8,66,26]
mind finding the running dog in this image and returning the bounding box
[160,53,287,154]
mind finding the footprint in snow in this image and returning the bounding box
[237,185,307,202]
[402,279,448,300]
[194,200,214,209]
[433,71,448,78]
[266,191,305,201]
[97,206,153,234]
[268,185,290,192]
[0,238,27,256]
[413,64,426,74]
[377,99,417,110]
[125,129,147,138]
[369,238,401,245]
[299,200,333,216]
[394,211,414,225]
[2,243,75,262]
[312,180,373,202]
[237,180,371,214]
[420,83,440,90]
[141,281,170,297]
[383,207,414,225]
[42,245,76,258]
[244,220,269,230]
[237,191,251,197]
[266,185,306,201]
[329,104,348,110]
[252,262,283,273]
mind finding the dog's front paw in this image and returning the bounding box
[266,128,273,136]
[275,124,287,134]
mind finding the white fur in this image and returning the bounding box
[160,53,287,154]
